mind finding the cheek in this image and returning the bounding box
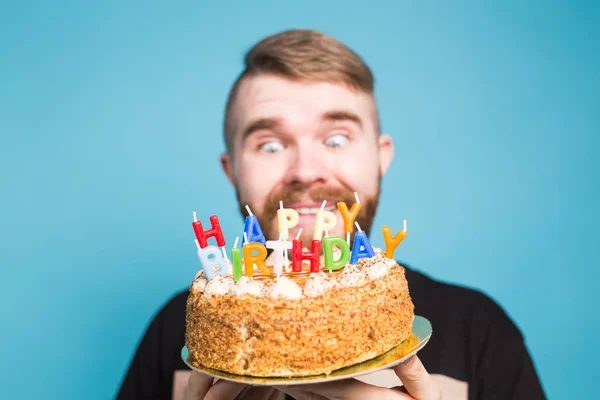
[235,155,286,205]
[331,149,380,195]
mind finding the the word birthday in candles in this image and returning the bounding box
[191,194,408,281]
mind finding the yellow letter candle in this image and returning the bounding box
[313,201,337,240]
[277,201,299,240]
[243,242,270,277]
[382,220,407,259]
[337,193,361,244]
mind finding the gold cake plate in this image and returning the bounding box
[181,315,432,386]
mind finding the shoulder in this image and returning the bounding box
[403,264,523,339]
[153,289,190,327]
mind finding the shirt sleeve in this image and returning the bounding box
[470,296,546,399]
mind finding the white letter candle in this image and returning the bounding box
[266,238,293,276]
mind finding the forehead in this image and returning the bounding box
[230,75,378,136]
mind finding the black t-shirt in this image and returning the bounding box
[115,266,546,399]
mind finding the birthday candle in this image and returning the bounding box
[322,236,350,271]
[382,220,407,259]
[192,214,226,248]
[292,239,321,273]
[243,205,266,245]
[313,201,337,240]
[266,238,293,276]
[337,192,361,244]
[243,242,270,277]
[277,201,299,241]
[350,222,375,264]
[196,240,229,280]
[231,237,243,282]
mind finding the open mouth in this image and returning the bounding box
[284,200,338,216]
[295,204,337,215]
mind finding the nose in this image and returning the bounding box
[283,141,329,187]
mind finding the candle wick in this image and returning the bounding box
[354,192,360,205]
[325,230,329,237]
[193,211,197,222]
[245,205,253,217]
[233,237,239,248]
[279,200,284,210]
[194,239,201,250]
[404,219,407,231]
[320,200,327,211]
[244,232,249,245]
[295,228,303,240]
[354,221,362,232]
[221,246,229,261]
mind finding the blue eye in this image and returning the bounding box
[324,134,349,148]
[259,141,285,153]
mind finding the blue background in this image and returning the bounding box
[1,1,598,398]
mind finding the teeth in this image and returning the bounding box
[297,207,320,215]
[296,205,337,215]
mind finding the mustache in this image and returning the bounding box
[264,186,358,210]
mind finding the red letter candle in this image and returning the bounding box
[292,240,321,273]
[193,215,226,248]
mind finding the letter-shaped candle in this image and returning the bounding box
[292,240,321,273]
[266,239,293,275]
[192,215,226,248]
[277,204,299,241]
[322,237,350,271]
[243,242,270,277]
[382,223,407,259]
[243,205,266,245]
[350,223,375,264]
[197,245,229,280]
[231,237,243,282]
[313,201,337,240]
[337,202,361,234]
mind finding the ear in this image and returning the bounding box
[378,133,394,175]
[220,152,236,185]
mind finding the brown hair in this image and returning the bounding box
[223,29,377,154]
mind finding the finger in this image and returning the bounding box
[394,356,442,400]
[204,379,247,400]
[275,385,329,400]
[184,371,214,400]
[277,379,395,400]
[237,386,276,399]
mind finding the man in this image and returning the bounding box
[116,30,546,399]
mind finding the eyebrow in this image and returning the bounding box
[242,118,281,140]
[321,110,363,128]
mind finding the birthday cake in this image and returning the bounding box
[185,200,413,377]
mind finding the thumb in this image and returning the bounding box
[393,356,441,400]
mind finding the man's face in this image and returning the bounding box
[221,74,394,245]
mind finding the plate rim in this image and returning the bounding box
[181,314,432,386]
